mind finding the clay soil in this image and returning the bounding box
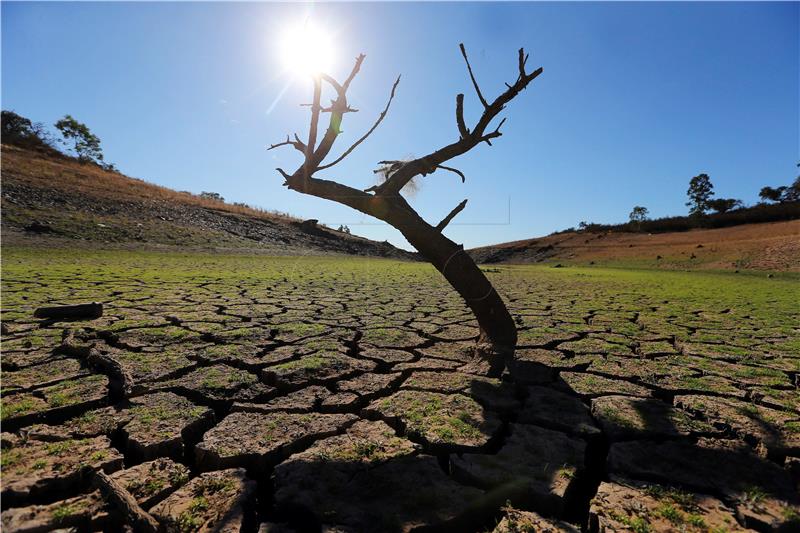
[1,249,798,532]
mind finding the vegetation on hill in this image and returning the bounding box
[1,110,293,220]
[566,171,800,236]
[0,145,411,258]
[569,201,800,236]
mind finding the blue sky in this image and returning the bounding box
[3,2,797,250]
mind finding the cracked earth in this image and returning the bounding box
[1,253,798,532]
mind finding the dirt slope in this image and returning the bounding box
[469,220,800,271]
[0,145,414,258]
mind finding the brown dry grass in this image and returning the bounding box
[1,145,300,223]
[473,219,800,271]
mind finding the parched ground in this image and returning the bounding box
[2,248,799,532]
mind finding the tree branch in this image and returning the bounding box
[436,165,466,183]
[318,75,401,171]
[436,199,468,231]
[268,134,306,154]
[304,76,323,177]
[455,94,469,139]
[309,55,371,170]
[479,117,506,146]
[459,43,489,108]
[374,47,542,197]
[343,54,366,92]
[517,48,529,83]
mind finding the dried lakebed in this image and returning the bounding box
[1,249,799,532]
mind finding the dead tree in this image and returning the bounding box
[269,44,542,375]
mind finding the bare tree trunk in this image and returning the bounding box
[270,44,541,376]
[383,196,516,374]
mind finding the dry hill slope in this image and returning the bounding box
[1,145,414,258]
[469,220,800,271]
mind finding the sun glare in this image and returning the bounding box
[279,21,335,77]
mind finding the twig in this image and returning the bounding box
[517,48,529,83]
[318,75,401,171]
[437,165,466,183]
[459,43,489,108]
[436,199,468,231]
[267,134,306,153]
[304,76,323,176]
[480,117,506,146]
[376,46,541,196]
[455,94,469,139]
[343,54,367,92]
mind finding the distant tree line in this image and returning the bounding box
[566,170,800,235]
[2,109,116,171]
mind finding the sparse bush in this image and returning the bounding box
[707,198,743,214]
[199,191,225,202]
[578,221,605,233]
[1,110,58,152]
[759,186,786,204]
[54,114,104,164]
[784,176,800,202]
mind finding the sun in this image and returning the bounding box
[279,21,335,77]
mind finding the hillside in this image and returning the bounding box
[469,219,800,271]
[0,145,414,258]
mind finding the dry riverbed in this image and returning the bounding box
[2,249,798,532]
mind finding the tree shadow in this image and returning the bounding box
[258,356,798,532]
[259,372,591,532]
[552,370,800,532]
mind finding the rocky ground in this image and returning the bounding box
[1,145,414,259]
[1,251,798,532]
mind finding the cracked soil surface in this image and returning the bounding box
[1,250,798,532]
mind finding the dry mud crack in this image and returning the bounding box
[1,254,799,532]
